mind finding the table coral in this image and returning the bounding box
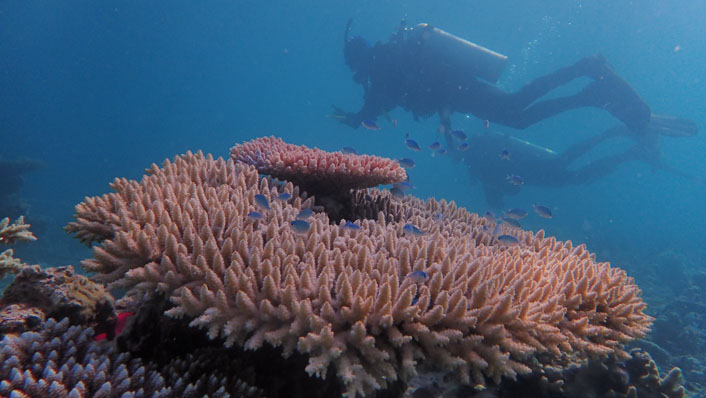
[66,145,653,397]
[230,136,407,195]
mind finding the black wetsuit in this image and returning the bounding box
[453,127,692,208]
[341,26,652,133]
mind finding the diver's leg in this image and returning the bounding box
[510,55,612,108]
[505,56,651,131]
[454,57,637,129]
[492,93,589,129]
[455,86,588,130]
[557,125,628,165]
[571,138,697,183]
[580,72,652,132]
[568,150,640,185]
[497,78,651,132]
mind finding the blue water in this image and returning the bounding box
[2,0,705,389]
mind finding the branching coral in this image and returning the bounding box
[0,249,28,281]
[230,136,407,195]
[1,216,36,281]
[0,216,36,245]
[65,145,653,397]
[0,318,264,398]
[230,136,407,220]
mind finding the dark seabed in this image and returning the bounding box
[1,1,705,397]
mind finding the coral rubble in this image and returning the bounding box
[0,265,114,336]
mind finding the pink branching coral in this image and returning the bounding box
[230,136,407,196]
[66,148,653,397]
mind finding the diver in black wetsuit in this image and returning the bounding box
[334,20,698,136]
[449,125,696,208]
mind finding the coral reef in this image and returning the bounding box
[115,294,346,397]
[0,216,37,245]
[401,349,685,398]
[633,255,706,396]
[0,265,115,337]
[1,216,37,281]
[0,249,29,281]
[230,136,407,195]
[0,317,265,398]
[230,136,407,220]
[0,303,45,335]
[65,144,653,397]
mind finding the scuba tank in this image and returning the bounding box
[408,23,508,83]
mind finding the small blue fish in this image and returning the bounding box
[390,187,405,198]
[290,220,311,234]
[342,147,357,154]
[405,138,421,152]
[402,224,425,237]
[296,208,314,220]
[504,208,528,220]
[342,220,361,231]
[407,270,429,283]
[435,148,447,155]
[451,130,467,140]
[254,194,270,211]
[533,204,553,219]
[458,143,469,151]
[361,120,381,130]
[501,217,522,229]
[393,181,415,191]
[499,149,510,160]
[428,141,441,150]
[247,211,264,220]
[506,174,524,186]
[497,234,520,247]
[276,193,292,202]
[397,158,416,168]
[483,211,497,224]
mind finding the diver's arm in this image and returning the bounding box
[439,111,452,133]
[335,87,387,129]
[557,125,626,165]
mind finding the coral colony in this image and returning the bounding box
[0,137,686,397]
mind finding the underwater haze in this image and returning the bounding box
[2,0,706,395]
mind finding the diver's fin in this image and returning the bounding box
[647,114,699,137]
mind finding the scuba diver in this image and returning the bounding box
[447,124,697,209]
[333,20,698,136]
